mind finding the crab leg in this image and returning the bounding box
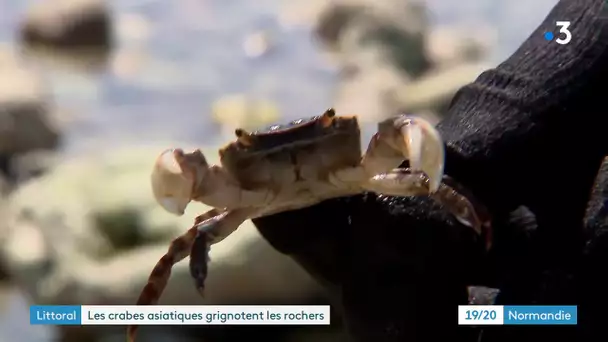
[430,176,492,250]
[188,229,211,297]
[365,168,432,196]
[189,208,254,295]
[365,169,491,248]
[127,208,222,342]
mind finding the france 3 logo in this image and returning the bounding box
[543,21,572,45]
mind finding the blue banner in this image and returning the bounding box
[30,305,82,325]
[503,305,577,325]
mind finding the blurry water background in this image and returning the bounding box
[0,0,558,341]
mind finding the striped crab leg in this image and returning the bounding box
[126,208,221,342]
[127,206,254,342]
[188,208,253,295]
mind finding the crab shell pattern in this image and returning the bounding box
[127,109,491,342]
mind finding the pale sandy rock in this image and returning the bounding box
[389,62,491,113]
[0,145,320,305]
[20,44,111,73]
[332,52,411,122]
[426,25,496,67]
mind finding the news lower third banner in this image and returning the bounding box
[458,305,577,325]
[30,305,331,325]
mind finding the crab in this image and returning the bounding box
[127,109,491,342]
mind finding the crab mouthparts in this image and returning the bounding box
[151,149,196,216]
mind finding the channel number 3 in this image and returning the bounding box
[556,21,572,45]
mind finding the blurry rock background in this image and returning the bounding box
[0,49,61,184]
[313,0,491,124]
[0,0,559,341]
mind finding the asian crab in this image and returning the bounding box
[127,109,491,341]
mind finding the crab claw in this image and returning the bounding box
[151,148,209,216]
[394,115,444,193]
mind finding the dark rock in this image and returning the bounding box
[0,61,61,166]
[19,0,113,50]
